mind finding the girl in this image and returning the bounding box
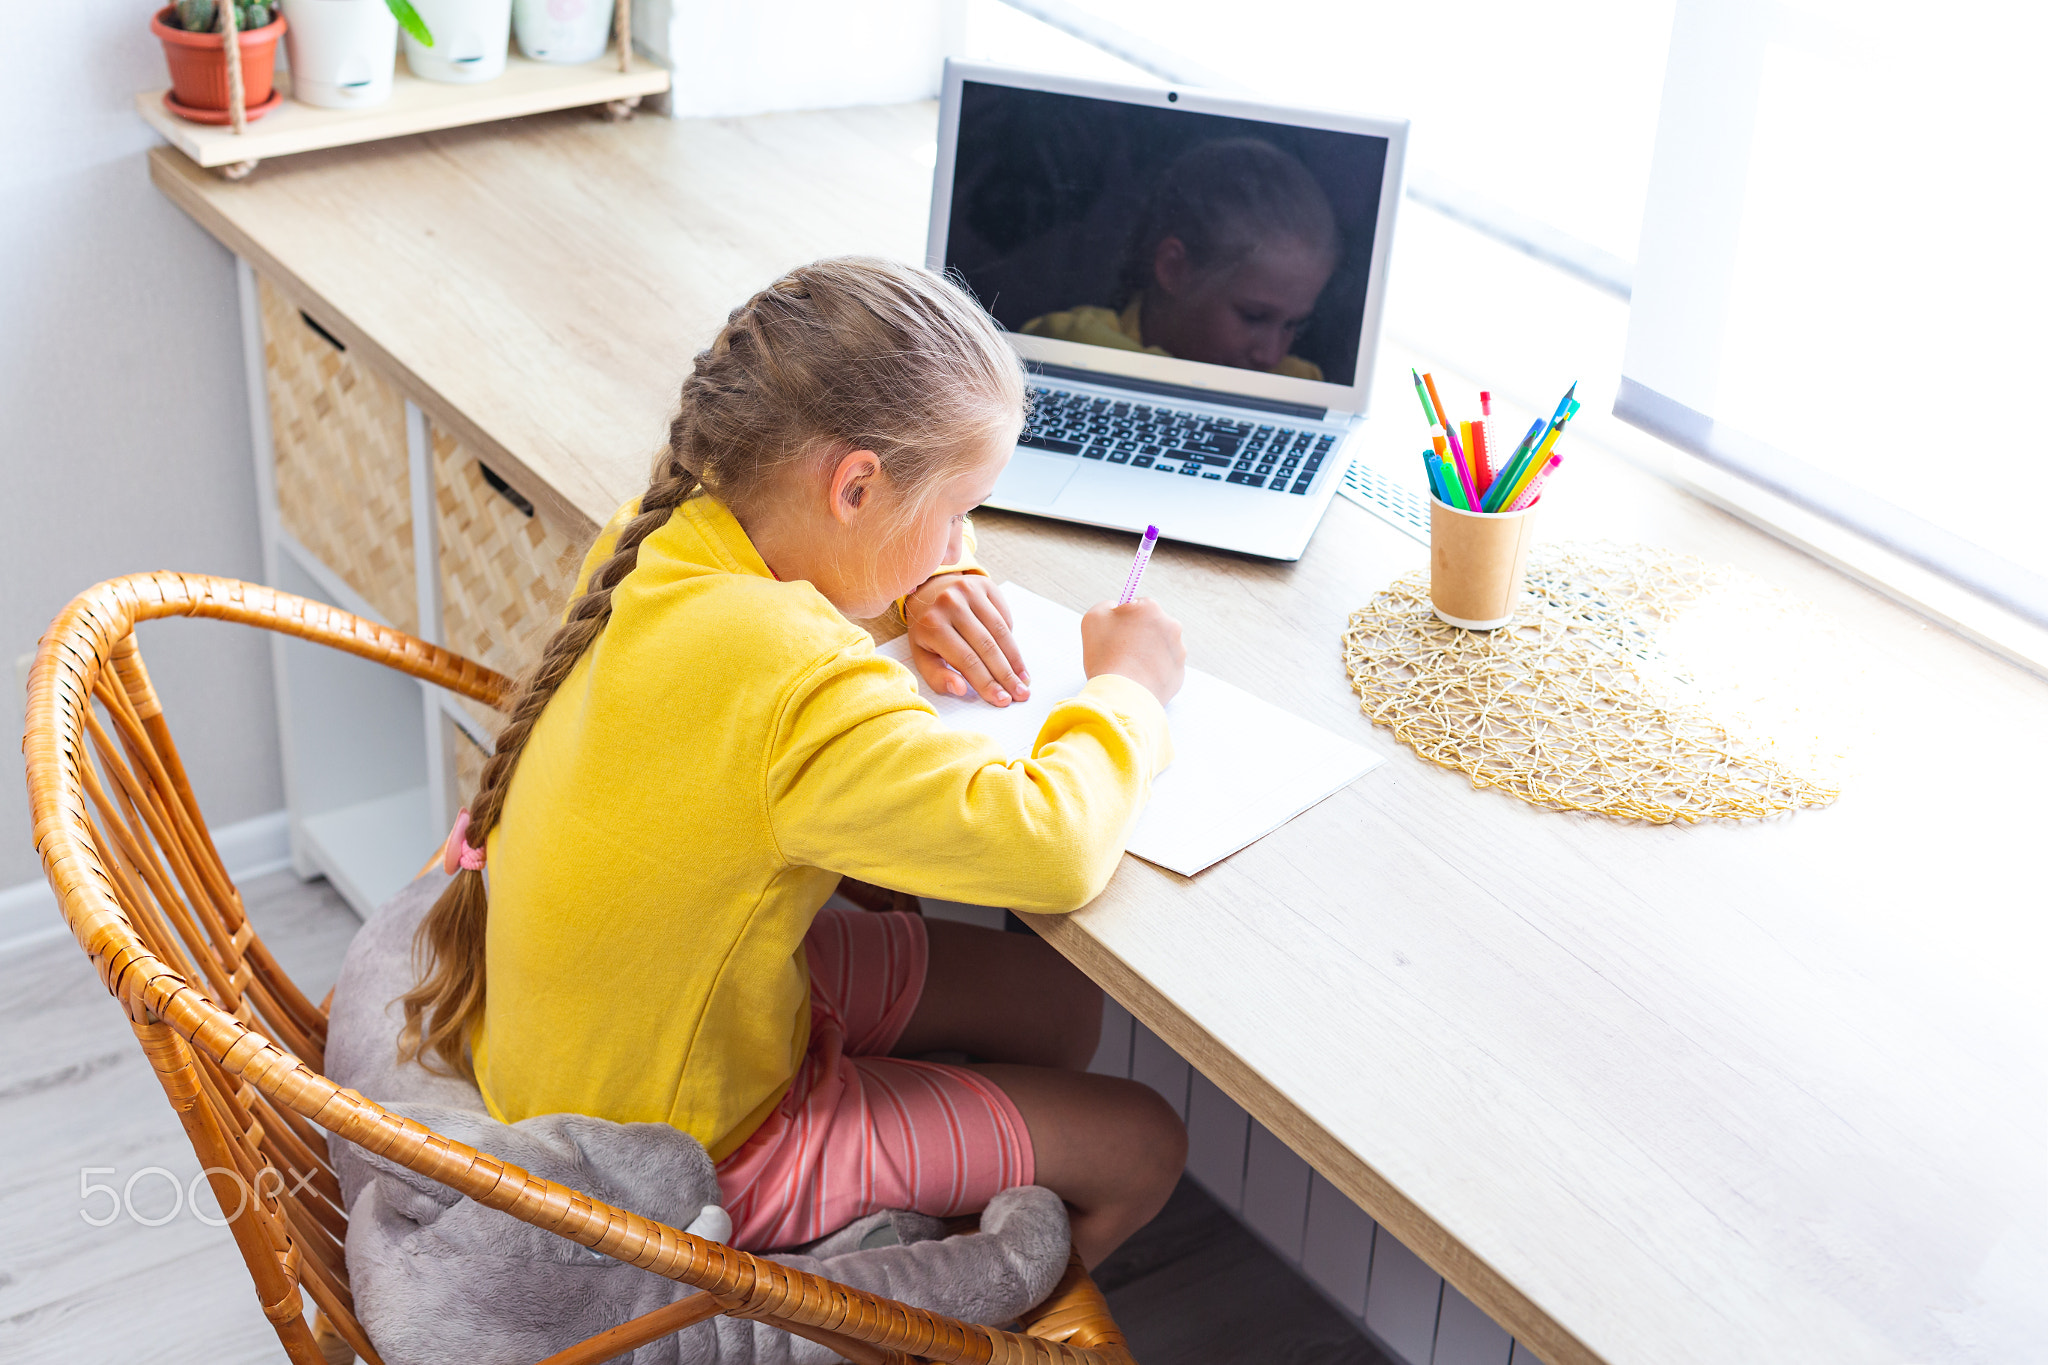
[400,257,1189,1267]
[1023,136,1340,379]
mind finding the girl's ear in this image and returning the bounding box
[1153,235,1192,294]
[829,448,882,526]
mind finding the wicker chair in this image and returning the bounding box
[24,572,1131,1365]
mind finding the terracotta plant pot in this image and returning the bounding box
[152,7,288,113]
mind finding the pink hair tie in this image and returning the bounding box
[441,808,486,875]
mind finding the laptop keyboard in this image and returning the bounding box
[1018,385,1334,494]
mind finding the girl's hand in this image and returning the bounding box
[1082,598,1186,705]
[905,574,1031,706]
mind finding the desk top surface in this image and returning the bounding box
[152,105,2048,1365]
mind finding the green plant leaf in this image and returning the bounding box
[385,0,433,46]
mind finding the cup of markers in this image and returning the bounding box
[1411,370,1576,630]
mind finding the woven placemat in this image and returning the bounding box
[1341,543,1844,823]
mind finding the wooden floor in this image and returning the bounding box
[0,872,360,1365]
[0,871,1393,1364]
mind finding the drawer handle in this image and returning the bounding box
[298,310,346,352]
[478,463,535,517]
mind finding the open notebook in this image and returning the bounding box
[876,583,1382,877]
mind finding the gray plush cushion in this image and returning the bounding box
[325,872,1070,1365]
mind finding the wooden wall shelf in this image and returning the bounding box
[137,49,669,170]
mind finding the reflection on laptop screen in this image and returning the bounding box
[943,80,1391,389]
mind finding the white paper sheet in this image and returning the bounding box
[877,584,1382,876]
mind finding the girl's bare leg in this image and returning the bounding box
[894,918,1186,1266]
[891,918,1104,1070]
[969,1061,1186,1268]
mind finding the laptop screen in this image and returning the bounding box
[941,79,1392,392]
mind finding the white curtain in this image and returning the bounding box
[1022,0,1676,272]
[1620,0,2048,618]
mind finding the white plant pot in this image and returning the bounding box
[280,0,398,108]
[513,0,615,65]
[403,0,512,83]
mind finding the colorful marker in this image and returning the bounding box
[1531,399,1579,463]
[1421,450,1448,504]
[1464,419,1492,493]
[1118,525,1159,605]
[1549,381,1578,424]
[1479,390,1496,488]
[1483,418,1547,513]
[1488,394,1578,511]
[1420,372,1468,466]
[1410,376,1574,515]
[1500,406,1575,510]
[1450,438,1480,511]
[1505,453,1563,512]
[1423,378,1477,502]
[1410,369,1439,427]
[1506,416,1543,466]
[1421,370,1451,429]
[1429,433,1468,509]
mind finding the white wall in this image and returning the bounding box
[644,0,949,118]
[638,0,1155,120]
[0,3,281,891]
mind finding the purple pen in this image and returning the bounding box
[1118,525,1159,605]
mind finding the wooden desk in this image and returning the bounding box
[152,103,2047,1365]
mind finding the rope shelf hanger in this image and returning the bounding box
[1341,542,1851,824]
[210,1,262,178]
[220,0,247,136]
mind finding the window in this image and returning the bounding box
[1620,0,2048,625]
[956,0,1676,294]
[962,0,2048,632]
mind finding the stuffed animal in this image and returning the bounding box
[325,872,1070,1364]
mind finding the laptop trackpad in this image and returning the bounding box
[991,451,1078,509]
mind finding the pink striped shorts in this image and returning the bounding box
[713,908,1035,1251]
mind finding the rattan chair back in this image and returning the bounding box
[24,572,1130,1365]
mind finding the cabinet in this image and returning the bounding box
[244,266,581,916]
[432,423,587,733]
[260,277,418,633]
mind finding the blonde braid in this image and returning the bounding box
[397,451,699,1074]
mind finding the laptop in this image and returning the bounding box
[929,61,1409,561]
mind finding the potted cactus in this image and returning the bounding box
[152,2,289,122]
[278,0,431,109]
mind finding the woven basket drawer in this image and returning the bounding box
[441,708,492,826]
[434,423,587,730]
[257,275,417,632]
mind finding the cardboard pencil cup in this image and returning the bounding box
[1429,496,1539,629]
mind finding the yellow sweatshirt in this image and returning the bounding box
[472,494,1172,1160]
